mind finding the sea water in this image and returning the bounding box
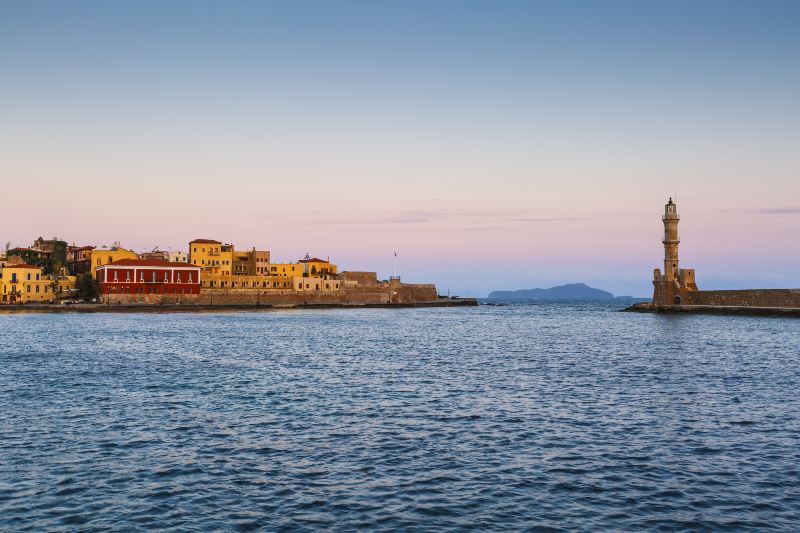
[1,302,799,531]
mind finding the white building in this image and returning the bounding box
[169,251,189,263]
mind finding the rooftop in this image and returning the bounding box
[190,239,222,244]
[101,259,201,268]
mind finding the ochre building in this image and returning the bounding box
[0,263,76,303]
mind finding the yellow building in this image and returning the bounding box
[268,262,305,277]
[0,264,76,303]
[91,246,138,276]
[270,257,338,278]
[199,273,340,292]
[189,239,234,276]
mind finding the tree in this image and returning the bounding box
[75,274,98,302]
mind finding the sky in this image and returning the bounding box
[1,0,799,297]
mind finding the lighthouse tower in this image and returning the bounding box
[662,198,680,280]
[652,197,697,306]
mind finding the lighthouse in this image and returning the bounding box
[662,198,680,280]
[652,197,697,306]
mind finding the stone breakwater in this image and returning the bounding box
[623,301,800,318]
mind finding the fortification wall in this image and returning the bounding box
[682,289,800,308]
[103,294,200,305]
[101,283,438,306]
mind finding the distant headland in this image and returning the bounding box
[487,283,633,301]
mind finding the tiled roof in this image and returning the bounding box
[298,257,329,263]
[190,239,222,244]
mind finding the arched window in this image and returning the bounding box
[113,271,118,282]
[164,272,169,283]
[188,273,193,283]
[151,272,157,283]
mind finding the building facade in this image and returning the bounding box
[233,248,271,276]
[96,259,201,296]
[0,264,76,303]
[138,250,169,261]
[169,251,189,263]
[189,239,234,276]
[91,246,138,276]
[67,245,95,275]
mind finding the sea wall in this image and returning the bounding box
[101,283,440,305]
[682,289,800,308]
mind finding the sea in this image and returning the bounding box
[1,301,799,531]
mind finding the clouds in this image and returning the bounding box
[259,209,593,229]
[756,207,800,215]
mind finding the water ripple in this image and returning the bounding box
[1,303,799,530]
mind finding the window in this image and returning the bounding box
[188,273,193,283]
[113,272,118,282]
[36,274,40,280]
[152,272,157,283]
[176,273,182,283]
[36,285,40,293]
[27,273,31,281]
[125,272,131,282]
[140,272,144,283]
[97,258,101,266]
[164,272,169,283]
[202,248,206,252]
[26,285,31,292]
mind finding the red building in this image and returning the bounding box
[96,259,201,296]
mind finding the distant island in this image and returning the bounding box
[487,283,632,301]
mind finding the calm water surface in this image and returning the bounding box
[1,303,799,531]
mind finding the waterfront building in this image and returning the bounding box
[67,245,94,275]
[138,249,170,261]
[0,263,76,303]
[32,237,67,269]
[232,248,271,276]
[95,259,201,296]
[298,256,337,277]
[169,251,189,263]
[189,239,234,276]
[91,245,138,276]
[7,247,51,270]
[269,256,337,278]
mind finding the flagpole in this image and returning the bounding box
[393,251,397,278]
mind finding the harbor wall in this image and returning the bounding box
[682,289,800,308]
[99,283,439,305]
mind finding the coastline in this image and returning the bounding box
[623,302,800,318]
[0,298,478,314]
